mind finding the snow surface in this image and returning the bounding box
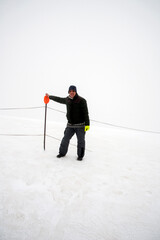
[0,115,160,240]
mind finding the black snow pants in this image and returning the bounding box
[59,127,85,158]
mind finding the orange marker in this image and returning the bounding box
[44,95,49,104]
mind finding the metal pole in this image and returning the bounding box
[44,103,47,150]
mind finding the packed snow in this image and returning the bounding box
[0,114,160,240]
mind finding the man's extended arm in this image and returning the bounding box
[46,93,66,104]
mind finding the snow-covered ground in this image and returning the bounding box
[0,115,160,240]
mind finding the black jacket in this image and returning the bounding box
[49,94,90,126]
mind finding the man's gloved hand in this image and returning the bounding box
[85,126,90,132]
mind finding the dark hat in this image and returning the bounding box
[68,85,77,93]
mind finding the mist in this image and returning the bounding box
[0,0,160,131]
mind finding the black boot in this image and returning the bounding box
[57,154,65,158]
[77,157,83,161]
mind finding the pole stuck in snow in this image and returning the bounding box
[44,95,50,150]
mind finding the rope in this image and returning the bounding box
[47,107,160,134]
[46,134,92,152]
[91,119,160,134]
[0,106,44,110]
[48,107,66,114]
[0,133,43,137]
[0,133,92,151]
[0,105,160,134]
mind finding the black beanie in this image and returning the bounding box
[68,85,77,93]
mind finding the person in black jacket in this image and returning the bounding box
[46,85,90,160]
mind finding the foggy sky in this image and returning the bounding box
[0,0,160,131]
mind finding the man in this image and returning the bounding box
[46,85,90,161]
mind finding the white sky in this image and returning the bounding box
[0,0,160,131]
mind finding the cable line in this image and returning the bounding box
[48,107,66,114]
[47,107,160,134]
[0,105,160,134]
[0,133,43,137]
[91,119,160,134]
[0,106,44,110]
[0,133,92,151]
[46,134,92,152]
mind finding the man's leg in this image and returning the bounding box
[76,128,85,159]
[58,127,75,156]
